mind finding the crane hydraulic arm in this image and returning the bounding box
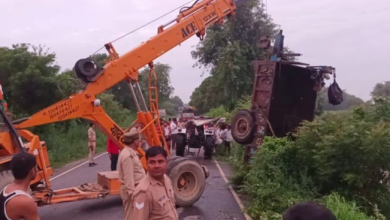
[4,0,247,207]
[13,0,239,167]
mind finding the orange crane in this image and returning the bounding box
[0,0,243,207]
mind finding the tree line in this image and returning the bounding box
[0,44,183,166]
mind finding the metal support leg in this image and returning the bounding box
[128,82,141,112]
[135,82,148,112]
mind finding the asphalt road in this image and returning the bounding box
[38,150,247,220]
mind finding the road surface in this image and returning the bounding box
[38,150,248,220]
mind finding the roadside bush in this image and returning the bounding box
[207,96,251,122]
[292,100,390,217]
[224,97,390,219]
[207,105,232,121]
[242,137,316,219]
[320,193,385,220]
[228,143,248,187]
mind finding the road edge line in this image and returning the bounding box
[213,158,253,220]
[50,152,108,181]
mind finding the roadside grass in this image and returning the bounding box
[213,143,231,162]
[37,121,106,168]
[320,193,386,220]
[38,114,136,168]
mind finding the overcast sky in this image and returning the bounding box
[1,0,389,103]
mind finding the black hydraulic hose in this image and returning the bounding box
[0,108,25,153]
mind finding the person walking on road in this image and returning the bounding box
[107,138,120,171]
[0,153,41,220]
[220,124,233,155]
[164,121,171,151]
[170,118,178,151]
[118,130,146,220]
[87,122,97,167]
[129,147,179,220]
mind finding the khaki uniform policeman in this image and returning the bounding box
[117,130,146,219]
[88,122,97,166]
[129,147,179,220]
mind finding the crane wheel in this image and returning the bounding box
[167,158,206,207]
[73,57,102,83]
[231,109,256,145]
[0,170,14,191]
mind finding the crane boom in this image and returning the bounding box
[83,0,236,96]
[5,0,245,206]
[14,0,237,129]
[12,0,240,168]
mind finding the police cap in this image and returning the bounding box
[123,129,139,142]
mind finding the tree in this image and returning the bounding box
[160,96,184,116]
[138,63,174,104]
[190,0,278,111]
[90,53,175,111]
[189,76,223,114]
[170,96,184,107]
[371,81,390,98]
[0,44,62,116]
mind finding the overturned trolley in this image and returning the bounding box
[231,59,339,162]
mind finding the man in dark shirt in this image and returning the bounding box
[283,201,336,220]
[0,153,40,220]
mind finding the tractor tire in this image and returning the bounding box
[204,136,214,158]
[231,109,256,145]
[168,159,206,207]
[175,135,186,157]
[167,157,188,176]
[0,170,14,191]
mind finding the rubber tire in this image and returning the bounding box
[204,136,214,158]
[167,157,188,176]
[175,134,186,157]
[231,109,256,145]
[0,170,14,191]
[168,159,206,207]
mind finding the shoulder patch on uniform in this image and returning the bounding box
[135,202,144,210]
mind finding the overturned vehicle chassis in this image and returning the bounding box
[231,60,337,162]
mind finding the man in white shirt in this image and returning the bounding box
[220,124,233,155]
[170,118,178,150]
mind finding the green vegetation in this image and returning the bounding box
[190,1,390,217]
[208,97,390,219]
[0,44,182,167]
[190,0,276,112]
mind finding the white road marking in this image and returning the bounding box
[48,152,251,219]
[213,158,253,220]
[49,152,108,181]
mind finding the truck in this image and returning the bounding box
[178,105,196,120]
[230,31,342,162]
[0,0,243,207]
[175,117,223,158]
